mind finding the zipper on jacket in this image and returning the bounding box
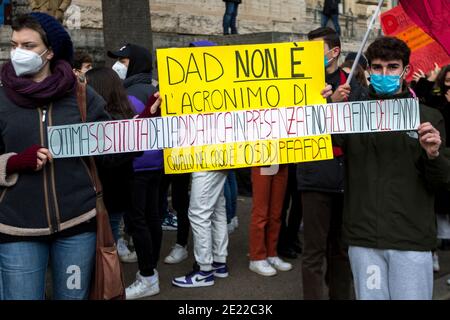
[38,107,57,233]
[42,109,47,123]
[81,158,96,191]
[48,104,62,228]
[372,135,380,248]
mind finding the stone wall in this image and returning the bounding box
[68,0,102,29]
[9,0,393,40]
[149,0,307,35]
[0,0,389,65]
[60,0,392,39]
[0,27,361,67]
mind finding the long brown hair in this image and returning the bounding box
[340,60,368,88]
[85,67,135,119]
[435,64,450,96]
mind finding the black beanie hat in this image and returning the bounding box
[29,12,74,64]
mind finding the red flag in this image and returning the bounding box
[399,0,450,55]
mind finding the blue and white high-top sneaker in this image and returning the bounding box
[172,269,214,288]
[212,262,229,278]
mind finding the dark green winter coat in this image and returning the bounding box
[334,87,450,251]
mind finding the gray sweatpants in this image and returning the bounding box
[348,246,433,300]
[189,171,228,271]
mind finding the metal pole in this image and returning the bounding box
[346,0,384,84]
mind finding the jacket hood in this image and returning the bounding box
[123,73,152,89]
[126,44,153,78]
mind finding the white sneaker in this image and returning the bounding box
[164,244,188,264]
[117,238,138,263]
[267,256,293,271]
[232,216,239,229]
[126,271,160,300]
[120,250,138,263]
[433,252,440,272]
[249,260,277,276]
[117,238,129,255]
[227,222,235,234]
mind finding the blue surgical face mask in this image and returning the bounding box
[370,69,406,95]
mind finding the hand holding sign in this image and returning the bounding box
[320,83,350,102]
[150,92,162,115]
[418,122,441,159]
[321,84,333,100]
[137,92,162,119]
[36,148,53,171]
[330,83,351,103]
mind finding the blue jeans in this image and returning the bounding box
[0,232,96,300]
[321,13,341,36]
[109,212,124,243]
[224,171,238,224]
[223,2,239,34]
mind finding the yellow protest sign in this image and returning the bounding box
[157,41,327,116]
[164,135,333,174]
[156,41,332,173]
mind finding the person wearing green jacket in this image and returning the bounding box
[323,36,450,300]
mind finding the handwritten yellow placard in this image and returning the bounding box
[157,41,332,173]
[163,135,333,174]
[157,41,327,115]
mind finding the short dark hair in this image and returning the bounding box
[307,27,341,49]
[73,51,93,70]
[11,14,49,48]
[365,36,410,68]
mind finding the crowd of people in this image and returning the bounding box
[0,11,449,301]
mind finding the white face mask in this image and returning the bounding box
[112,61,128,80]
[11,47,48,77]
